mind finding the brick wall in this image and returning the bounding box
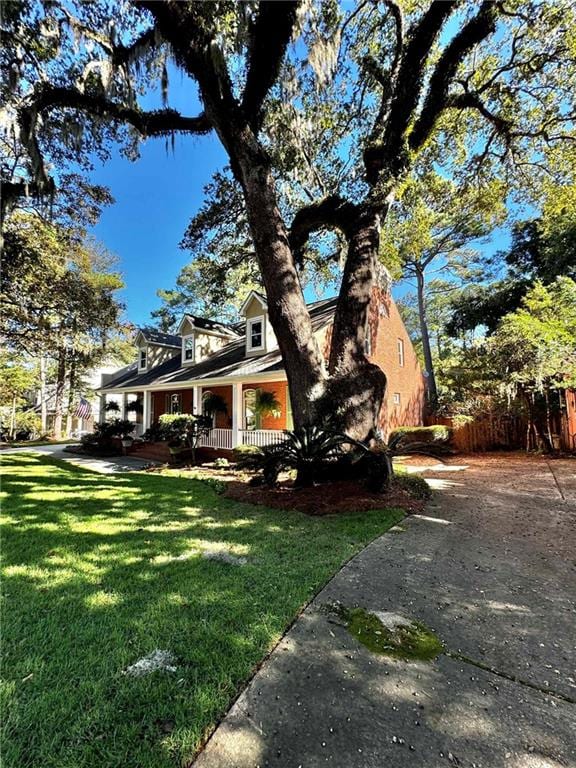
[242,381,288,430]
[369,287,425,438]
[151,389,194,421]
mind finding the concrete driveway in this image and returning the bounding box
[0,443,155,473]
[194,455,576,768]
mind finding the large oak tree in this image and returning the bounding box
[2,0,574,438]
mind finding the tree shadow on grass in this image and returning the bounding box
[1,453,403,768]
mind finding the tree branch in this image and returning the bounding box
[242,1,300,129]
[22,83,212,138]
[112,27,158,67]
[409,2,499,151]
[289,195,358,265]
[447,91,512,143]
[365,0,458,185]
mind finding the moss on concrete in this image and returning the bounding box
[338,606,443,661]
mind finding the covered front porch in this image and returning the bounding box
[103,378,291,450]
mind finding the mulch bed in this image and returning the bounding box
[223,479,425,516]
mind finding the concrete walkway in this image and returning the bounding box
[0,443,155,473]
[195,456,576,768]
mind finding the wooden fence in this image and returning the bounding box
[431,416,526,453]
[431,408,575,453]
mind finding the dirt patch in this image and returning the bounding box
[223,479,425,516]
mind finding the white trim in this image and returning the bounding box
[246,315,265,352]
[232,382,242,448]
[98,370,288,395]
[397,338,405,367]
[182,334,195,364]
[239,290,267,316]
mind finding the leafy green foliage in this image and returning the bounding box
[232,444,265,469]
[448,216,576,335]
[392,470,433,502]
[261,426,349,487]
[81,419,136,454]
[258,426,394,492]
[158,413,213,461]
[254,390,282,419]
[489,278,576,393]
[389,425,451,448]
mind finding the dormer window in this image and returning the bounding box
[247,316,264,352]
[139,348,147,370]
[183,335,195,363]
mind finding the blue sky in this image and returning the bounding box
[87,68,511,327]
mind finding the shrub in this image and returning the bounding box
[213,457,230,468]
[388,425,451,454]
[393,471,432,501]
[80,419,135,455]
[158,413,212,462]
[261,426,348,487]
[232,444,264,468]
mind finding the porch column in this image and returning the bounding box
[121,392,128,420]
[192,386,200,415]
[142,391,151,431]
[231,382,243,448]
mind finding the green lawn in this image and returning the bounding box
[0,439,78,449]
[1,454,403,768]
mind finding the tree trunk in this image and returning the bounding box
[416,267,438,408]
[52,349,67,440]
[65,358,77,437]
[39,355,48,434]
[236,148,328,429]
[326,205,387,440]
[10,396,17,440]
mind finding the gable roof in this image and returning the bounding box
[178,314,240,337]
[239,290,268,315]
[136,328,181,348]
[101,296,338,392]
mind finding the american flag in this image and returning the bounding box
[74,397,92,419]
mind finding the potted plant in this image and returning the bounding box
[113,419,137,450]
[202,393,228,419]
[254,390,282,419]
[105,401,121,414]
[126,399,143,415]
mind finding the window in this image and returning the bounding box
[139,348,147,370]
[165,393,181,414]
[183,335,195,363]
[397,338,404,367]
[364,336,372,356]
[393,392,401,406]
[247,317,264,351]
[243,388,261,431]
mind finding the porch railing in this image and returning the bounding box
[198,428,286,450]
[239,429,285,447]
[200,428,234,450]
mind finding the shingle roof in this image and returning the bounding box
[183,315,240,336]
[102,297,338,391]
[138,329,181,348]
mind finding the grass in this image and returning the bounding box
[0,454,403,768]
[0,439,78,449]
